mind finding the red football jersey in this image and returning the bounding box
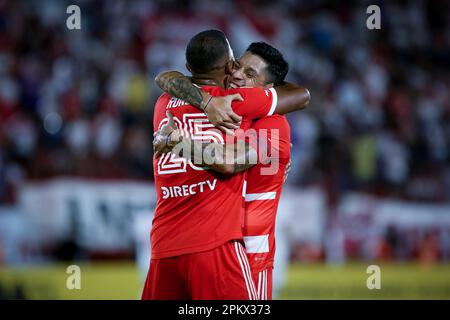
[151,86,278,259]
[243,114,291,273]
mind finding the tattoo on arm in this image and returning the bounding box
[231,142,257,173]
[155,71,204,109]
[172,139,221,167]
[169,137,256,174]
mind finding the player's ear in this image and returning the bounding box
[264,83,274,89]
[225,60,234,75]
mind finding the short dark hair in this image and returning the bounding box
[245,42,289,86]
[186,29,230,74]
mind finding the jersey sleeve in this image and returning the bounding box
[227,87,278,120]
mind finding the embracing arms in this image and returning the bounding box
[154,112,257,175]
[155,71,311,131]
[274,81,311,114]
[155,71,243,134]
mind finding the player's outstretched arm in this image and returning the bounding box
[273,82,311,115]
[155,71,242,134]
[153,112,256,174]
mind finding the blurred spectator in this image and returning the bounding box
[417,231,441,266]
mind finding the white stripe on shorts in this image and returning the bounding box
[237,242,258,299]
[264,269,267,300]
[257,271,262,300]
[257,270,268,300]
[234,241,256,300]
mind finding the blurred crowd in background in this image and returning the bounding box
[0,0,450,265]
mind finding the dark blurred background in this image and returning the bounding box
[0,0,449,299]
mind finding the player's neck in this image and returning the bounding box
[191,74,226,88]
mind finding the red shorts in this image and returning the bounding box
[251,267,273,300]
[141,240,258,300]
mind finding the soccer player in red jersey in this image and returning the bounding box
[154,42,305,300]
[230,43,292,300]
[144,30,309,300]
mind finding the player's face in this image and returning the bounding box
[228,52,271,89]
